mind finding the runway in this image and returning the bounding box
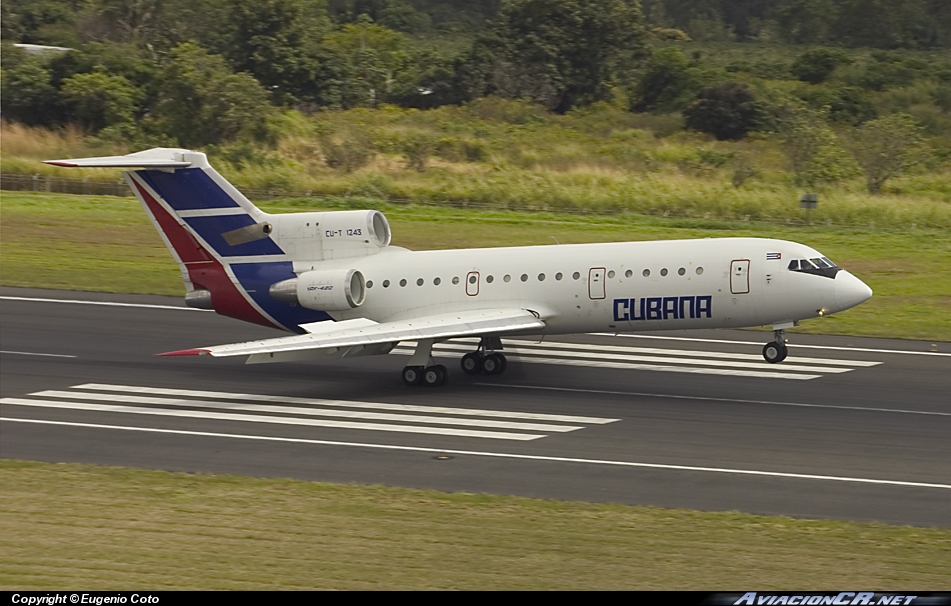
[2,286,950,526]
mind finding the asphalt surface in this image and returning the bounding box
[2,286,949,527]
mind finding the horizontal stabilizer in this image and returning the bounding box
[44,148,197,169]
[160,308,546,361]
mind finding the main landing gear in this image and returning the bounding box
[762,327,789,363]
[401,337,508,387]
[401,338,448,387]
[460,337,507,376]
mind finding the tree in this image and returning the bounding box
[322,15,410,108]
[683,82,760,141]
[464,0,648,113]
[631,47,699,113]
[0,55,62,126]
[849,113,927,193]
[774,0,838,44]
[61,69,141,136]
[223,0,330,104]
[155,43,273,147]
[791,48,851,85]
[779,105,860,186]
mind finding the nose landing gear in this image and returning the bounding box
[763,328,789,363]
[460,337,508,376]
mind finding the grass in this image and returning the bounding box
[1,459,949,589]
[1,191,949,341]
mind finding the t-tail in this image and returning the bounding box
[45,148,392,333]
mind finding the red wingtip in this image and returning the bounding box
[43,161,78,167]
[156,348,210,357]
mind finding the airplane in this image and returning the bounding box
[45,148,873,387]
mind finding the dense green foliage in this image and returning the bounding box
[1,1,949,197]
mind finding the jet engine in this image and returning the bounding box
[269,268,366,311]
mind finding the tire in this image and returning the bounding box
[402,366,424,386]
[482,353,505,375]
[461,352,482,375]
[423,364,447,387]
[496,353,507,374]
[762,342,787,364]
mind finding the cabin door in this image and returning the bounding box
[730,259,750,294]
[588,267,606,299]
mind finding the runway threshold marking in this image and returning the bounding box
[4,417,950,491]
[0,383,618,442]
[394,339,882,380]
[476,383,951,418]
[598,333,951,357]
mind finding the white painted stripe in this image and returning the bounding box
[597,333,951,357]
[34,390,582,433]
[0,296,208,312]
[396,343,852,374]
[475,383,951,418]
[502,340,881,367]
[0,398,543,441]
[0,350,76,358]
[75,383,618,424]
[392,348,820,380]
[5,417,949,490]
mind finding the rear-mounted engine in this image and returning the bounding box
[269,269,366,311]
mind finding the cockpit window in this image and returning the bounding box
[788,256,840,279]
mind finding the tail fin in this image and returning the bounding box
[45,148,331,332]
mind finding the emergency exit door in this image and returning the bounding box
[588,267,606,299]
[730,259,750,294]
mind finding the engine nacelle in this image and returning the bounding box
[270,269,366,311]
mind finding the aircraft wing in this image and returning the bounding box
[158,308,546,364]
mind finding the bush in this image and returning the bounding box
[683,83,761,141]
[848,113,927,193]
[791,48,851,84]
[319,129,373,173]
[401,134,434,172]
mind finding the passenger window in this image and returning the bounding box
[416,278,424,286]
[607,270,615,278]
[400,279,407,287]
[625,269,633,278]
[383,280,390,288]
[486,275,494,283]
[521,274,528,282]
[503,274,511,282]
[696,267,704,275]
[643,269,650,277]
[452,277,460,285]
[555,272,563,280]
[367,281,373,288]
[572,272,581,280]
[678,267,685,276]
[538,273,546,281]
[434,277,441,285]
[660,268,668,276]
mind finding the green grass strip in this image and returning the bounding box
[1,191,949,341]
[1,460,949,589]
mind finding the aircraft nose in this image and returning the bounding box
[834,270,873,311]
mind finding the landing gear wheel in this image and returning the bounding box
[762,341,788,364]
[423,364,448,387]
[461,352,483,375]
[481,353,507,375]
[402,365,425,386]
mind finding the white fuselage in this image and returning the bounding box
[299,237,864,335]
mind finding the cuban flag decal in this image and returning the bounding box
[766,252,782,260]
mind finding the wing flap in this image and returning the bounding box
[162,309,545,360]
